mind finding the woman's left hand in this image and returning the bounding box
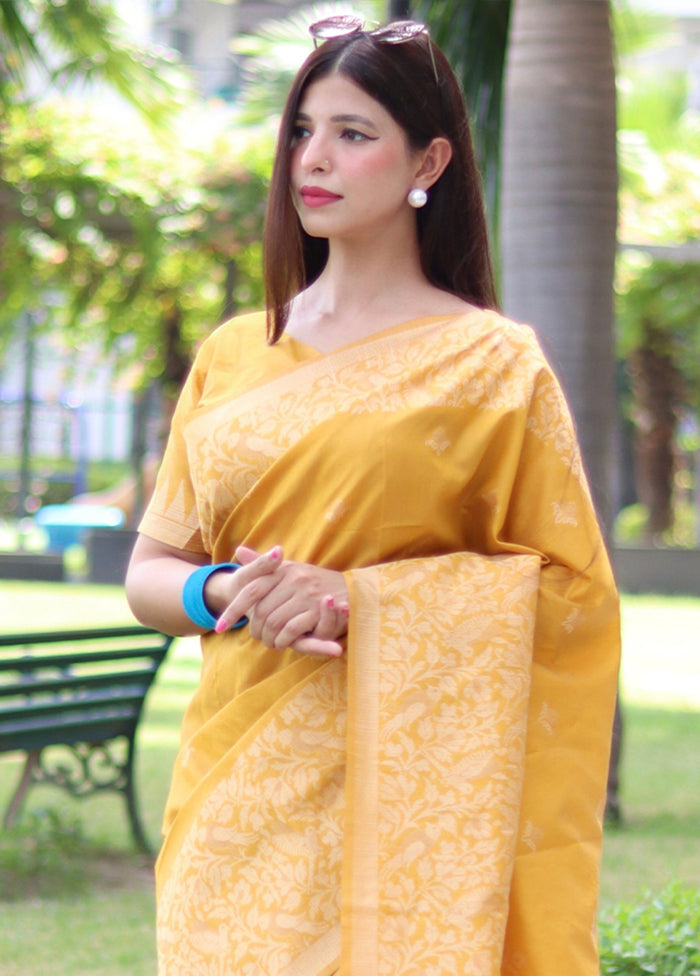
[215,545,349,657]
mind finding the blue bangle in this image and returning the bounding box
[182,563,248,631]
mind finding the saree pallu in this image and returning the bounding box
[140,310,620,976]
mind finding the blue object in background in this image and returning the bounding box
[35,504,125,553]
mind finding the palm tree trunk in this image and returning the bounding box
[630,323,680,538]
[500,0,618,529]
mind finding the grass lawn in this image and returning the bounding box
[0,581,698,973]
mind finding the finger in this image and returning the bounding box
[248,568,322,642]
[215,549,282,633]
[216,573,279,634]
[235,544,281,567]
[234,545,262,566]
[290,634,344,658]
[231,546,282,585]
[268,607,321,650]
[312,594,337,641]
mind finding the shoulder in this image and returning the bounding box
[440,308,565,413]
[450,306,548,362]
[196,310,267,360]
[195,312,267,369]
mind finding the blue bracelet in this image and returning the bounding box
[182,563,248,631]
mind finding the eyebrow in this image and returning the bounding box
[295,112,380,131]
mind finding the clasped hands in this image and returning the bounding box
[206,545,349,658]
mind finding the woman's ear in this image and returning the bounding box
[413,137,453,190]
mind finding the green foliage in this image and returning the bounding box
[0,97,273,380]
[618,136,700,248]
[415,0,511,238]
[0,807,87,898]
[616,255,700,414]
[613,7,672,62]
[0,458,130,519]
[0,0,190,126]
[619,72,693,154]
[615,502,653,545]
[0,0,277,399]
[615,501,697,549]
[599,884,700,975]
[615,50,700,526]
[233,1,383,125]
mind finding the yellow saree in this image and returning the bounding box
[139,309,620,976]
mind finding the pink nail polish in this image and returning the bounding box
[214,617,228,634]
[270,546,281,560]
[326,595,335,609]
[341,606,349,618]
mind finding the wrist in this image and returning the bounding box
[182,563,246,631]
[203,569,234,618]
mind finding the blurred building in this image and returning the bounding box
[133,0,309,100]
[627,0,700,110]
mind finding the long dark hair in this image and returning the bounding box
[263,27,498,343]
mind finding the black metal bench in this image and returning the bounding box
[0,625,174,854]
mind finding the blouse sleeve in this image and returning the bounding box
[137,342,213,554]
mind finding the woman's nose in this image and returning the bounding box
[300,133,331,173]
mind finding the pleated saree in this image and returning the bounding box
[139,309,620,976]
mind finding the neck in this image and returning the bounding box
[285,218,469,354]
[305,232,425,322]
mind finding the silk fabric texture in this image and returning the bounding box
[140,309,620,976]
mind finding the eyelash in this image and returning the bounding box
[291,125,374,144]
[341,128,369,142]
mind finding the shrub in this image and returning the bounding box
[0,459,130,520]
[615,501,698,548]
[0,807,87,898]
[599,884,700,975]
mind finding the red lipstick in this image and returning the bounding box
[300,185,342,207]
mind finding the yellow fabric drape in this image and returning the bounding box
[140,309,620,976]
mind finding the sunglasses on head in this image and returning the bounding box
[308,14,439,84]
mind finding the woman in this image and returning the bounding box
[126,16,620,976]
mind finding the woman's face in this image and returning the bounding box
[289,73,421,245]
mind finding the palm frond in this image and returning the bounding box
[233,1,384,124]
[0,1,42,71]
[0,0,44,104]
[1,0,190,126]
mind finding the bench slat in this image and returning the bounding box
[0,625,168,647]
[0,702,139,734]
[0,716,137,753]
[0,666,157,699]
[0,690,145,729]
[0,647,168,673]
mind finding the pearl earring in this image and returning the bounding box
[407,187,428,208]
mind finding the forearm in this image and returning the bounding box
[125,535,209,636]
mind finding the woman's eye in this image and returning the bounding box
[341,128,369,142]
[292,124,311,143]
